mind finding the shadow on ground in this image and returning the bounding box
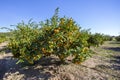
[110,56,120,64]
[93,64,120,79]
[0,51,65,80]
[93,54,120,79]
[95,55,120,71]
[103,47,120,52]
[0,47,11,54]
[109,56,120,71]
[109,41,120,44]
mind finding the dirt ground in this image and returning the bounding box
[0,41,120,80]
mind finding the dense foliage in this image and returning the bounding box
[8,9,93,64]
[8,21,41,64]
[87,33,105,48]
[0,32,10,43]
[103,35,113,41]
[115,35,120,41]
[8,8,107,65]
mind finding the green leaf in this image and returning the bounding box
[16,59,24,64]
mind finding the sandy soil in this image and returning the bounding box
[0,41,120,80]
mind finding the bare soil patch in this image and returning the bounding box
[0,41,120,80]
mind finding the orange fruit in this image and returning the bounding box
[54,29,59,33]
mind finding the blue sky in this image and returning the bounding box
[0,0,120,36]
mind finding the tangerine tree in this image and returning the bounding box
[8,8,92,64]
[87,33,104,48]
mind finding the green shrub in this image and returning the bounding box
[103,35,113,41]
[87,33,104,48]
[8,21,42,64]
[115,35,120,41]
[8,8,92,64]
[0,32,8,43]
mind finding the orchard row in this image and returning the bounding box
[6,8,119,64]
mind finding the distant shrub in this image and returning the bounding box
[0,32,8,43]
[103,35,113,41]
[115,35,120,41]
[87,33,104,48]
